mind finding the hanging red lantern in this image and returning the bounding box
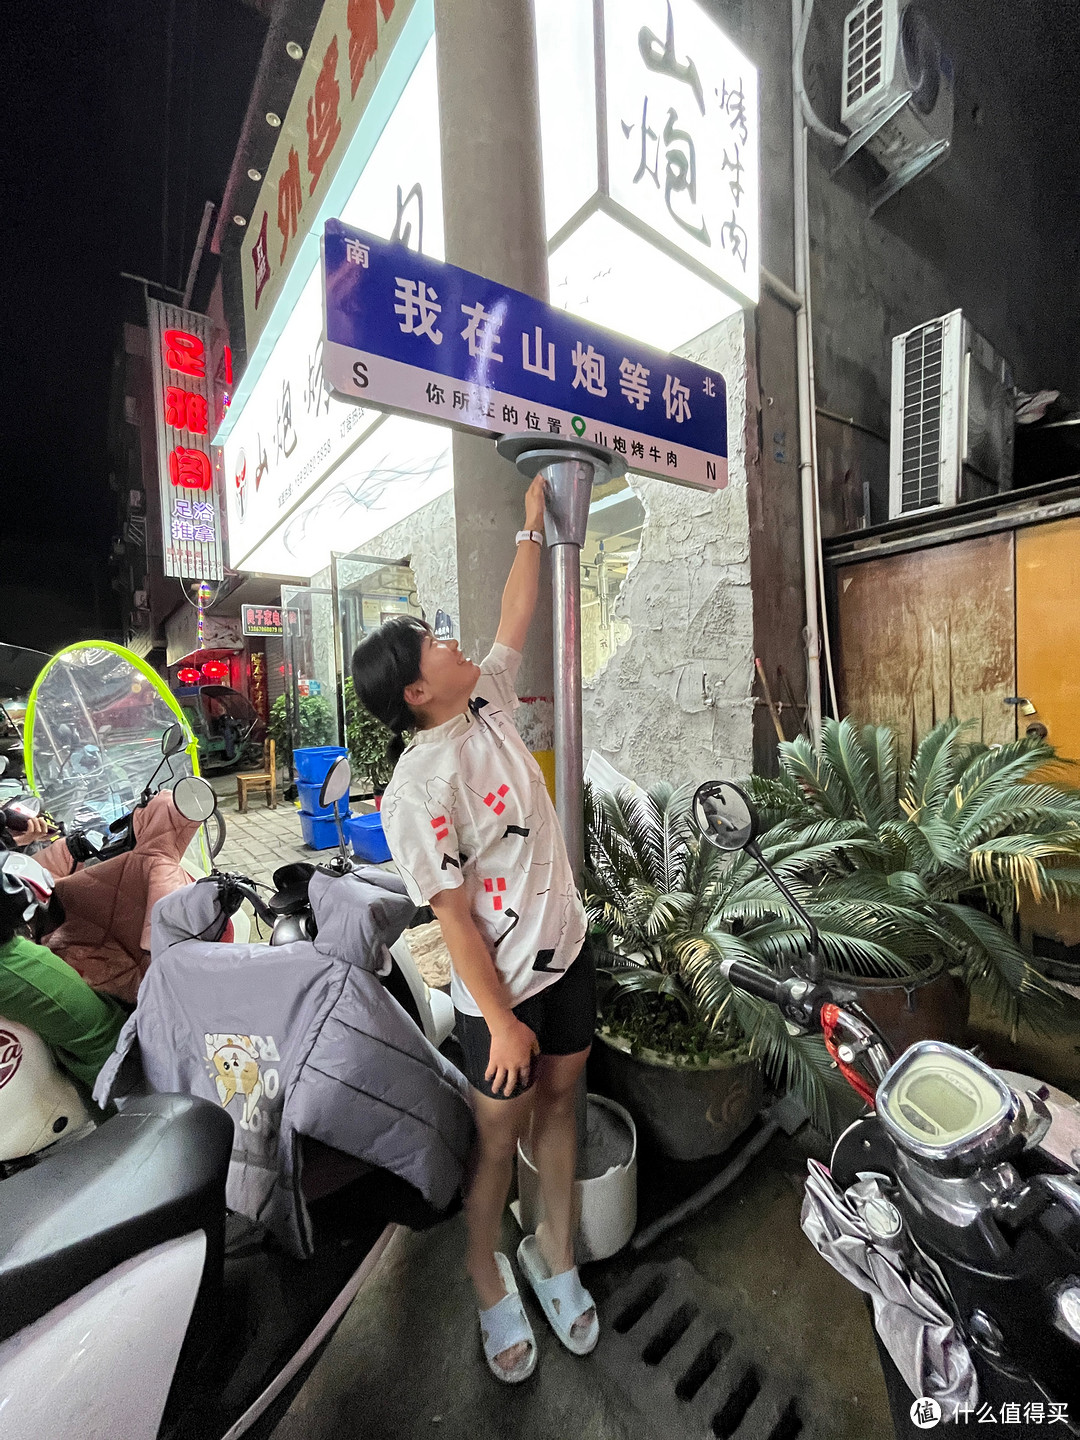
[201,660,229,681]
[177,667,200,685]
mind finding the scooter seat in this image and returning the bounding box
[269,883,312,916]
[0,1093,232,1344]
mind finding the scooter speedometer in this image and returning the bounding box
[876,1041,1022,1173]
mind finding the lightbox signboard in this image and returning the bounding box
[535,0,760,352]
[242,0,419,354]
[218,37,447,578]
[147,300,224,580]
[241,604,300,637]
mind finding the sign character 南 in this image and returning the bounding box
[394,277,443,343]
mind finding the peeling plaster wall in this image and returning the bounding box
[583,311,755,789]
[357,488,460,634]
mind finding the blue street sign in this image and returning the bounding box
[321,219,728,489]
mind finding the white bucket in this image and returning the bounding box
[513,1093,637,1262]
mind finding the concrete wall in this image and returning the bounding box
[582,313,756,789]
[356,488,460,636]
[703,0,1080,532]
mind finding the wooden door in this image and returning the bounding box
[835,532,1017,765]
[1016,516,1080,763]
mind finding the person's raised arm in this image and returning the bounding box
[495,474,546,654]
[427,884,539,1095]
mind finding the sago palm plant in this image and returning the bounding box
[585,781,950,1130]
[748,717,1080,1034]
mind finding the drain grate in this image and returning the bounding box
[594,1259,831,1440]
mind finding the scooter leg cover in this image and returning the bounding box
[800,1161,978,1413]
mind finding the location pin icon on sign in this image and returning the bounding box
[571,415,586,438]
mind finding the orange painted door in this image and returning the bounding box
[1016,517,1080,764]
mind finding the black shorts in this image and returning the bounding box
[454,941,596,1100]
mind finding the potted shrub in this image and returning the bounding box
[268,693,335,767]
[746,717,1080,1047]
[344,678,395,802]
[585,782,853,1153]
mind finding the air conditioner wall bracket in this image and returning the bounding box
[867,138,951,216]
[832,90,913,174]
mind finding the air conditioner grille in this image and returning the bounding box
[845,0,885,109]
[901,322,944,510]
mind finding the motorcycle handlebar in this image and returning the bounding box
[720,958,788,1006]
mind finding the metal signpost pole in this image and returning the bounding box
[495,436,616,881]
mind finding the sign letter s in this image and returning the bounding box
[352,360,369,390]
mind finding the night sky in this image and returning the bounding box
[0,0,266,642]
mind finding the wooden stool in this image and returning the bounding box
[236,738,277,812]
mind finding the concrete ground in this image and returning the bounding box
[270,1124,895,1440]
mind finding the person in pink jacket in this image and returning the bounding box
[35,789,201,1004]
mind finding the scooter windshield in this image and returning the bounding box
[25,643,196,832]
[0,643,51,793]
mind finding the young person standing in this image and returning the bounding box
[352,476,597,1382]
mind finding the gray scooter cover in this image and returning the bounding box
[95,867,473,1256]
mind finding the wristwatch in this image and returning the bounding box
[515,529,544,546]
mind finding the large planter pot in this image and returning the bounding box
[588,1031,763,1162]
[848,967,970,1057]
[514,1094,637,1262]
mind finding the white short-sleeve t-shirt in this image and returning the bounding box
[380,643,587,1017]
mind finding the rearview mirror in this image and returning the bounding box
[173,775,217,823]
[319,756,352,810]
[693,780,758,853]
[162,722,186,757]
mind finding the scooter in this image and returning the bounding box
[0,770,464,1440]
[258,755,455,1048]
[694,779,1080,1434]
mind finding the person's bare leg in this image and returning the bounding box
[528,1049,595,1341]
[466,1086,535,1371]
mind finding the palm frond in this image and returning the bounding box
[821,717,886,828]
[862,723,899,822]
[777,734,849,818]
[904,718,967,820]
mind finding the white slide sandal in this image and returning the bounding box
[517,1235,599,1357]
[478,1252,537,1383]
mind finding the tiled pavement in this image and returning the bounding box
[210,773,318,889]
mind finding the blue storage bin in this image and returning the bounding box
[293,746,348,785]
[345,812,392,864]
[296,779,336,817]
[299,809,350,851]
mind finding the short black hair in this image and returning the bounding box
[351,615,431,766]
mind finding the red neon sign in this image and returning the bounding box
[163,329,206,378]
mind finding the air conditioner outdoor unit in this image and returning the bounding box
[888,310,1015,519]
[839,0,953,213]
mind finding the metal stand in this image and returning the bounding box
[495,433,623,881]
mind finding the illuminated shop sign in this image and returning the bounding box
[147,300,225,580]
[536,0,760,351]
